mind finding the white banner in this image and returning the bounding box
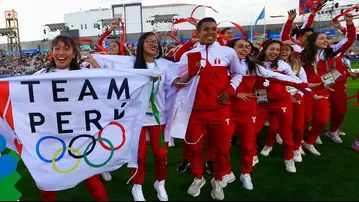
[0,68,159,191]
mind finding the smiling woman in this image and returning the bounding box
[48,35,81,71]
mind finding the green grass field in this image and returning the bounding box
[9,63,359,201]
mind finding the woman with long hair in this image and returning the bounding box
[323,19,359,143]
[226,38,319,190]
[300,13,356,155]
[35,35,108,201]
[130,32,189,201]
[262,43,309,162]
[253,40,323,173]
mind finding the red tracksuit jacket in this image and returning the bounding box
[179,43,245,111]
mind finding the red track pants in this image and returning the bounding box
[40,176,108,201]
[132,125,167,184]
[304,97,330,144]
[329,82,347,133]
[266,99,306,151]
[255,99,294,160]
[185,108,232,181]
[230,111,257,174]
[182,133,215,162]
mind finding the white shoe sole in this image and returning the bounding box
[211,179,224,201]
[188,179,206,197]
[221,174,236,188]
[132,189,145,201]
[154,184,168,201]
[293,157,302,163]
[286,168,296,173]
[240,177,253,190]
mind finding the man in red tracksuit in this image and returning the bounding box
[179,17,245,201]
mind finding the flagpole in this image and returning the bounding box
[250,3,253,42]
[263,6,266,38]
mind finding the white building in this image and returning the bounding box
[63,3,205,37]
[64,8,112,37]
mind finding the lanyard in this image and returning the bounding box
[313,55,337,75]
[153,60,160,98]
[48,66,56,72]
[148,59,164,148]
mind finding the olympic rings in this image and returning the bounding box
[52,147,81,174]
[35,122,126,173]
[98,122,126,151]
[83,138,114,168]
[36,136,66,163]
[68,135,96,159]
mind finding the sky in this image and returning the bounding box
[0,0,358,42]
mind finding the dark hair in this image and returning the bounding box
[227,38,262,75]
[300,32,337,65]
[134,32,162,69]
[47,35,80,72]
[247,40,259,57]
[256,40,281,70]
[196,17,217,31]
[291,27,314,38]
[221,27,232,35]
[300,28,314,36]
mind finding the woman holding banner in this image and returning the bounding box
[36,35,108,201]
[130,32,190,201]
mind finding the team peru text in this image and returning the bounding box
[19,78,131,134]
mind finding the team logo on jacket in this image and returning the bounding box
[214,58,221,65]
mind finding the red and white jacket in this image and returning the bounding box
[302,23,356,96]
[231,60,310,114]
[255,60,314,103]
[179,42,245,111]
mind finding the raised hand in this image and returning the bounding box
[345,13,354,24]
[287,9,297,20]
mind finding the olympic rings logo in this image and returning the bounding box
[35,122,126,174]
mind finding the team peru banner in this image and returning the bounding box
[0,68,156,191]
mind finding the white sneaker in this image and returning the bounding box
[302,142,321,156]
[337,129,346,136]
[326,131,343,143]
[187,176,206,197]
[276,133,283,145]
[168,138,175,147]
[240,174,253,190]
[315,136,323,145]
[293,150,302,163]
[101,172,112,181]
[285,160,296,173]
[265,121,270,126]
[211,178,224,201]
[154,180,168,201]
[299,146,305,155]
[132,184,146,201]
[260,146,273,156]
[308,126,312,131]
[219,172,235,188]
[252,155,259,167]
